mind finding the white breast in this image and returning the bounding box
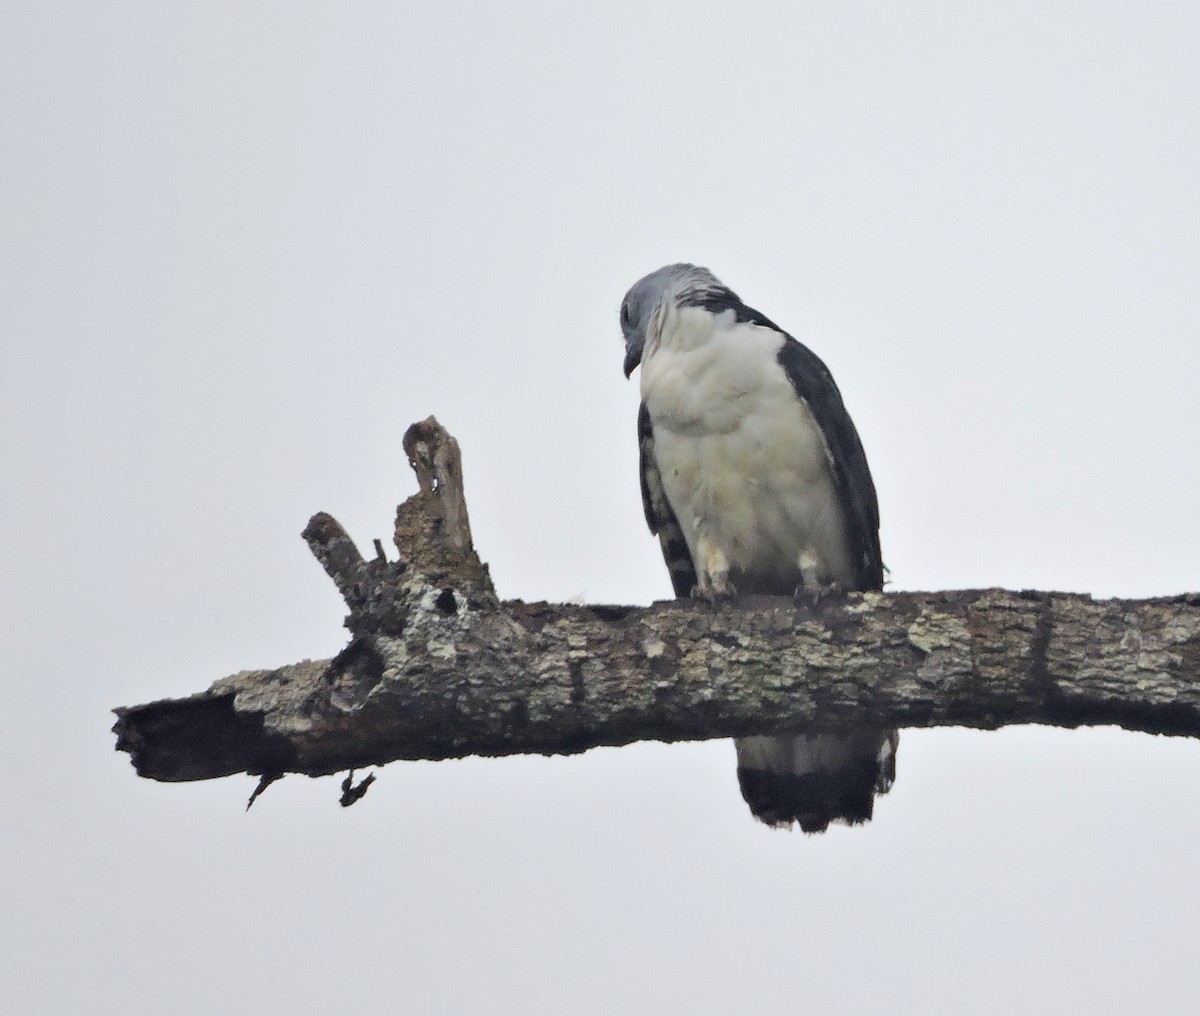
[641,307,853,593]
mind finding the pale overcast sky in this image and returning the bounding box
[4,3,1200,1014]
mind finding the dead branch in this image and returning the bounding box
[113,416,1200,785]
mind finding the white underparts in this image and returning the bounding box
[640,306,854,595]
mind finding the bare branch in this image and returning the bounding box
[112,418,1200,785]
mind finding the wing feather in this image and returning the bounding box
[774,334,883,591]
[638,403,697,597]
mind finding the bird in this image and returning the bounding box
[619,263,897,832]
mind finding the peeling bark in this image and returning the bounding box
[113,417,1200,785]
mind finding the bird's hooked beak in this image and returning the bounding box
[622,335,644,378]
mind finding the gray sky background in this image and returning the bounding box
[4,3,1200,1013]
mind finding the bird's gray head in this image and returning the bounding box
[619,263,725,377]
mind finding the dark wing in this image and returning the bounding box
[638,402,697,598]
[774,332,883,591]
[698,289,882,590]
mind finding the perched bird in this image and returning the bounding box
[620,263,897,831]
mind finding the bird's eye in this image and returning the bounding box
[620,303,631,327]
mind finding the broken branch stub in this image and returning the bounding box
[393,416,496,609]
[299,416,497,641]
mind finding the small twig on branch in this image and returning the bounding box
[339,770,376,807]
[246,772,283,811]
[112,416,1200,788]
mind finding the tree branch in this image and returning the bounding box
[113,417,1200,784]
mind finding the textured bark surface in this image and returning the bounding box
[112,418,1200,784]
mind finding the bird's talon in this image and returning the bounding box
[794,582,840,607]
[691,582,738,604]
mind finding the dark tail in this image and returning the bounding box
[735,730,898,833]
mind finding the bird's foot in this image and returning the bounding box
[793,581,841,608]
[691,580,738,604]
